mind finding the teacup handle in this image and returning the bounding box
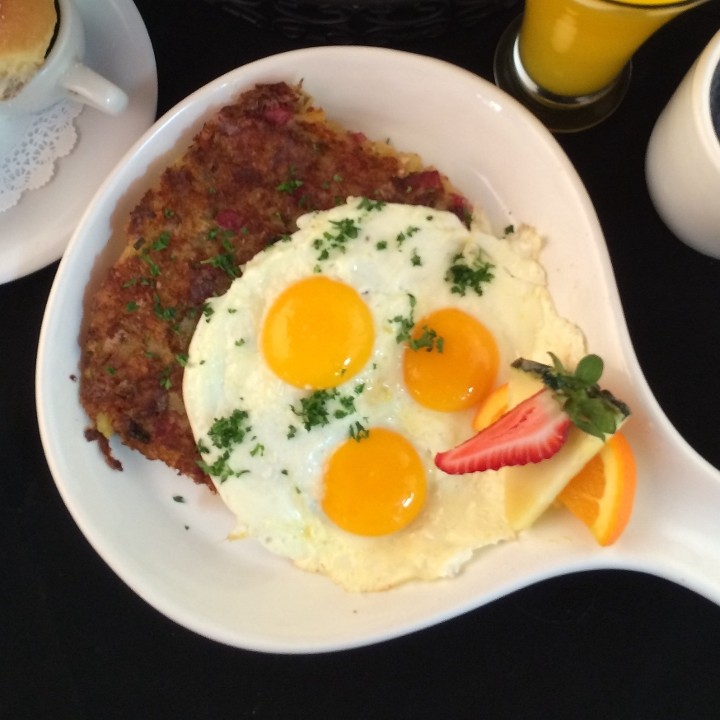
[61,61,128,115]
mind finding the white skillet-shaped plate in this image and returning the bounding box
[36,47,720,653]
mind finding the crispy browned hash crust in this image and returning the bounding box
[80,82,471,489]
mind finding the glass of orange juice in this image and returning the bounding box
[494,0,710,132]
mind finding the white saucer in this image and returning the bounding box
[0,0,157,285]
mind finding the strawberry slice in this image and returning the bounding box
[434,388,571,474]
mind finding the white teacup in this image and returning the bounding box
[0,0,128,117]
[646,29,720,259]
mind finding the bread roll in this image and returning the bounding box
[0,0,58,100]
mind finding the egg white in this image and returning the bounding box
[183,198,585,592]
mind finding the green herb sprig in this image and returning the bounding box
[512,353,631,440]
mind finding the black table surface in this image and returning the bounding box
[4,1,720,717]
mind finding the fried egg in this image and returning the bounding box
[183,198,585,592]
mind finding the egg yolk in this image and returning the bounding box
[261,276,374,389]
[322,428,427,536]
[403,307,499,412]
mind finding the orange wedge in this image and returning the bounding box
[557,431,636,546]
[472,384,509,431]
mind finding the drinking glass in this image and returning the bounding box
[494,0,710,132]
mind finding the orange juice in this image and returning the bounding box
[519,0,706,97]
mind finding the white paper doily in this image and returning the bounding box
[0,99,84,213]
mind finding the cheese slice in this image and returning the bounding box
[502,369,606,531]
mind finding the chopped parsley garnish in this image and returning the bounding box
[198,450,249,483]
[290,389,335,431]
[142,254,161,277]
[312,216,361,261]
[202,303,215,322]
[357,197,386,212]
[349,421,370,442]
[389,293,418,344]
[397,225,420,246]
[197,408,254,482]
[129,232,172,282]
[201,237,238,279]
[390,294,443,352]
[152,294,177,322]
[332,217,360,240]
[277,177,304,193]
[150,231,171,251]
[277,167,304,194]
[207,408,252,449]
[290,384,365,433]
[159,366,173,390]
[409,326,444,353]
[445,252,494,297]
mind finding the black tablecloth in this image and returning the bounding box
[3,1,720,717]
